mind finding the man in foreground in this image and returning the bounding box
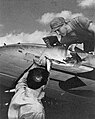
[8,60,50,119]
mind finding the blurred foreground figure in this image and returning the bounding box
[8,61,50,119]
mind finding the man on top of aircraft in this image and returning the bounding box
[49,16,95,57]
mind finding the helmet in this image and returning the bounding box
[50,17,65,32]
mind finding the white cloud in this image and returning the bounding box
[38,10,83,25]
[37,13,55,25]
[0,11,84,46]
[78,0,95,8]
[0,30,48,46]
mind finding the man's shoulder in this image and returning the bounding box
[72,16,87,23]
[70,16,92,29]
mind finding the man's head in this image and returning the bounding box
[50,17,65,32]
[27,68,49,90]
[50,17,70,36]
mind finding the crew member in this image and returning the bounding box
[50,16,95,54]
[8,61,50,119]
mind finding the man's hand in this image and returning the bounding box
[45,56,52,72]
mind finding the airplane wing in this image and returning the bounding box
[0,43,43,87]
[1,43,95,99]
[0,44,64,87]
[0,43,94,87]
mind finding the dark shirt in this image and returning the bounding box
[61,16,94,52]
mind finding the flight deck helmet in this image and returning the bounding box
[50,17,65,32]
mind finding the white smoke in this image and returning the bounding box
[77,0,95,8]
[0,10,84,46]
[38,10,83,25]
[0,30,48,46]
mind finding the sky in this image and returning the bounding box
[0,0,95,46]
